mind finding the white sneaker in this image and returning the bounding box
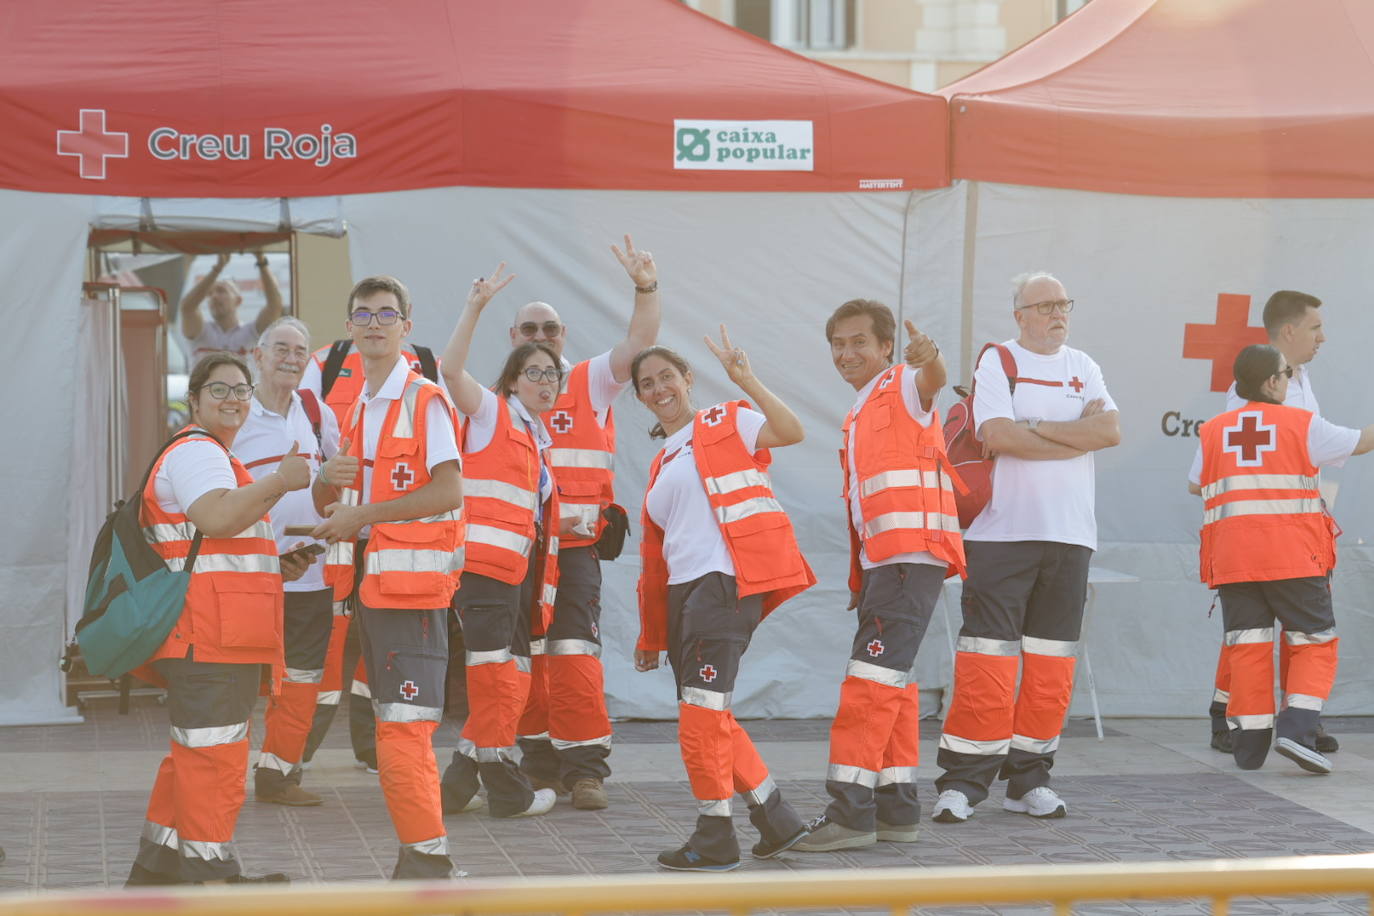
[1003,786,1067,818]
[932,789,974,824]
[353,759,379,775]
[509,788,556,818]
[1274,737,1332,775]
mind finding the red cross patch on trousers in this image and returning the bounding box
[698,664,717,682]
[400,680,419,701]
[867,639,885,657]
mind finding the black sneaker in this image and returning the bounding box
[224,873,291,884]
[656,844,740,872]
[751,825,808,859]
[1315,723,1339,754]
[1274,737,1332,775]
[125,863,182,886]
[1210,730,1234,753]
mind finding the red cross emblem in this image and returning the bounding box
[400,680,419,701]
[56,109,129,181]
[549,410,574,434]
[878,370,896,389]
[1068,376,1085,393]
[867,639,885,657]
[698,664,718,683]
[703,406,726,426]
[1223,411,1276,467]
[391,462,415,491]
[1184,293,1268,393]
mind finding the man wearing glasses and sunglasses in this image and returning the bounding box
[311,276,465,880]
[507,235,661,813]
[934,272,1120,825]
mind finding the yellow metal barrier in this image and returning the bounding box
[2,854,1372,916]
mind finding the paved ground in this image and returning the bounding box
[2,702,1373,914]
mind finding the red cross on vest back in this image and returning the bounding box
[1184,294,1268,393]
[698,664,718,682]
[1223,412,1276,467]
[400,680,419,700]
[549,410,574,434]
[1068,376,1085,393]
[866,639,885,657]
[391,462,414,491]
[703,405,726,426]
[56,109,129,180]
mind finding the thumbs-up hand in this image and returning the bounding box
[277,441,312,491]
[903,320,940,368]
[320,436,362,488]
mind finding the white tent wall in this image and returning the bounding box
[1,189,97,726]
[343,186,963,718]
[908,181,1374,717]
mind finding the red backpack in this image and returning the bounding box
[942,343,1017,528]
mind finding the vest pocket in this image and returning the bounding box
[367,522,454,596]
[212,577,282,649]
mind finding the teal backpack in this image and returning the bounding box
[68,429,210,678]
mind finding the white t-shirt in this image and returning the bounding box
[966,340,1117,550]
[185,321,259,363]
[645,407,767,584]
[462,387,555,511]
[235,392,341,592]
[846,366,943,571]
[154,438,236,515]
[357,356,462,537]
[1188,409,1359,484]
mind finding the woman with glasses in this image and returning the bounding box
[438,264,563,819]
[631,329,815,872]
[127,352,312,886]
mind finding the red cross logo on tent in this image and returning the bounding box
[698,664,717,682]
[867,639,885,657]
[400,680,419,701]
[1184,293,1268,393]
[1068,376,1085,393]
[56,109,129,181]
[1223,411,1276,467]
[549,410,574,434]
[703,405,726,426]
[391,462,414,491]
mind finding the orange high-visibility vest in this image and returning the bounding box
[842,363,966,590]
[1199,402,1335,587]
[637,400,815,651]
[324,373,465,610]
[546,360,616,550]
[140,428,283,666]
[461,394,560,631]
[309,342,428,429]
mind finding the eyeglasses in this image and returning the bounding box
[1275,366,1294,379]
[199,381,255,401]
[1016,299,1075,315]
[269,343,309,360]
[349,307,404,326]
[517,321,563,338]
[522,366,561,383]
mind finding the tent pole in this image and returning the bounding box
[959,181,979,380]
[897,190,916,349]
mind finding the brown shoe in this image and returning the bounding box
[570,778,609,810]
[257,783,323,807]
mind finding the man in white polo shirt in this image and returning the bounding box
[933,272,1121,824]
[234,317,346,806]
[180,252,284,361]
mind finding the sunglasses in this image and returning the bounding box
[517,321,563,338]
[1275,366,1294,379]
[349,308,404,326]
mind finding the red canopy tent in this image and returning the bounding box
[1,0,948,197]
[941,0,1374,198]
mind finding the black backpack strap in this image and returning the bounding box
[413,344,438,383]
[320,339,353,398]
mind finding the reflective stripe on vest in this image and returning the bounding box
[547,448,614,470]
[466,523,533,558]
[1200,472,1319,500]
[1203,497,1324,525]
[863,509,961,539]
[714,496,783,525]
[464,478,538,513]
[860,468,955,497]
